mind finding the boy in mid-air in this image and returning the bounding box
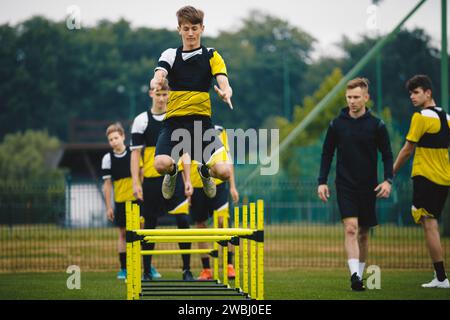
[150,5,233,202]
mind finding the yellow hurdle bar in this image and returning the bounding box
[257,199,264,300]
[132,203,141,299]
[213,211,219,281]
[234,206,241,290]
[126,201,133,300]
[242,204,249,295]
[250,202,257,299]
[143,235,233,243]
[222,213,229,286]
[135,228,255,237]
[141,249,214,255]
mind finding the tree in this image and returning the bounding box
[0,129,65,183]
[267,68,345,177]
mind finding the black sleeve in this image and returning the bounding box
[376,120,394,181]
[318,121,337,185]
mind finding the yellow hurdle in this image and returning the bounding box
[125,199,264,301]
[132,203,141,299]
[234,206,241,291]
[222,213,229,286]
[250,202,257,299]
[141,249,214,255]
[242,205,249,295]
[125,201,133,300]
[257,199,264,300]
[143,235,233,243]
[135,228,255,236]
[213,211,219,281]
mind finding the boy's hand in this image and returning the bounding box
[150,78,164,91]
[184,181,193,198]
[133,183,144,201]
[230,187,239,205]
[106,208,114,222]
[214,85,233,109]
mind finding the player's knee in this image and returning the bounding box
[154,156,172,174]
[345,224,358,237]
[211,165,231,181]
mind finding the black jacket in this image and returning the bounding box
[318,107,393,192]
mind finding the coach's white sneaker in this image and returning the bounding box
[162,168,177,200]
[421,277,450,288]
[197,166,216,198]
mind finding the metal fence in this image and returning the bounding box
[0,178,449,273]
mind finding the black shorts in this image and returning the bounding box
[155,115,223,165]
[336,186,377,228]
[114,201,141,228]
[142,174,187,219]
[412,175,449,222]
[190,183,229,223]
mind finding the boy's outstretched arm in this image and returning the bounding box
[214,75,233,108]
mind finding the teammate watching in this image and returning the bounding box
[131,80,194,281]
[150,5,233,202]
[317,77,393,291]
[393,74,450,288]
[101,122,136,280]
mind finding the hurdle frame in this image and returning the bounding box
[125,200,264,300]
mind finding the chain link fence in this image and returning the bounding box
[0,178,449,273]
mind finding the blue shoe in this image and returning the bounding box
[117,269,127,280]
[150,265,162,279]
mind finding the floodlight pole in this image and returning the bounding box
[442,0,448,111]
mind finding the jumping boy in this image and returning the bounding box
[150,5,233,201]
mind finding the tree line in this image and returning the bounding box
[1,12,447,143]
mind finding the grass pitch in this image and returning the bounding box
[1,269,449,300]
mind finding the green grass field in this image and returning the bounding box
[1,269,449,300]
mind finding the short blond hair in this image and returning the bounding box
[106,122,125,137]
[346,77,370,91]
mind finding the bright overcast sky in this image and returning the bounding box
[0,0,448,58]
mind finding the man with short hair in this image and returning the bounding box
[318,77,393,291]
[150,5,233,202]
[393,74,450,288]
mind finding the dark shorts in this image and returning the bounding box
[190,183,229,223]
[336,187,377,228]
[114,201,141,228]
[142,174,187,219]
[412,176,449,222]
[155,115,223,165]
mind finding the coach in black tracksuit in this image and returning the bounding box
[317,78,393,291]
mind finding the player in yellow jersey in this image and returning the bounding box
[101,122,138,280]
[150,6,233,203]
[394,75,450,288]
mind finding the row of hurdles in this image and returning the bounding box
[125,199,265,300]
